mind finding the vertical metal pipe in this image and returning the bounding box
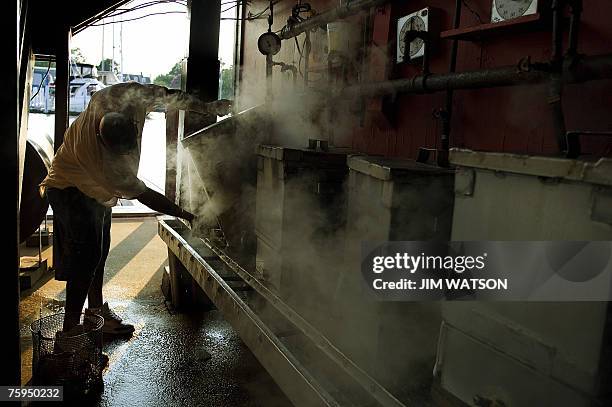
[266,1,274,100]
[304,31,311,88]
[567,0,583,56]
[550,0,568,152]
[549,76,567,152]
[327,56,334,146]
[266,53,273,101]
[438,0,462,167]
[234,0,247,99]
[421,35,431,75]
[551,0,565,64]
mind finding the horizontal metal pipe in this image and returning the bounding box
[338,54,612,98]
[340,65,548,98]
[279,0,388,40]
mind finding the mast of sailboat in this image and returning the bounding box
[120,21,123,80]
[112,15,115,76]
[101,17,104,68]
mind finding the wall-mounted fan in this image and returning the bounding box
[396,8,430,64]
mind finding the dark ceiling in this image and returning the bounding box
[28,0,131,55]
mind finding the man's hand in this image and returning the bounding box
[180,208,195,223]
[179,209,198,231]
[184,214,207,235]
[209,99,232,116]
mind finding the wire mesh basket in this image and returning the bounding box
[30,312,105,396]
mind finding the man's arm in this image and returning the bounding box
[136,187,194,221]
[138,83,232,115]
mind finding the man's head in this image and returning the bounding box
[98,112,138,154]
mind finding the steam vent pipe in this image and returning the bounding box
[279,0,388,40]
[338,54,612,98]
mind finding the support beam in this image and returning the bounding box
[183,0,221,135]
[54,27,71,152]
[167,249,213,311]
[2,0,23,386]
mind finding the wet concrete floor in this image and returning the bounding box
[20,217,291,406]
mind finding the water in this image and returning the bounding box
[27,111,167,194]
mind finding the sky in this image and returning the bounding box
[71,0,237,79]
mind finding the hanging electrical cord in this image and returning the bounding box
[113,0,187,15]
[280,1,316,41]
[102,1,185,22]
[89,11,187,26]
[295,37,303,76]
[233,0,283,20]
[30,61,52,102]
[221,14,266,21]
[221,10,272,21]
[87,0,187,26]
[90,0,277,25]
[291,0,312,23]
[221,0,251,14]
[86,0,269,27]
[294,35,308,77]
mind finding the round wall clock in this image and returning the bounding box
[492,0,538,23]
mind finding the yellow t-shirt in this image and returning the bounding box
[41,82,202,207]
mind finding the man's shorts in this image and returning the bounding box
[46,187,111,281]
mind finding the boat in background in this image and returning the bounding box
[68,62,106,114]
[30,61,152,115]
[29,65,56,113]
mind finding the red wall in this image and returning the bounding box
[240,0,612,159]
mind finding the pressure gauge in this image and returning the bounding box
[258,32,282,56]
[396,8,429,63]
[491,0,538,23]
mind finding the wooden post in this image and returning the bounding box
[183,0,221,134]
[2,0,23,385]
[167,249,213,311]
[167,249,186,311]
